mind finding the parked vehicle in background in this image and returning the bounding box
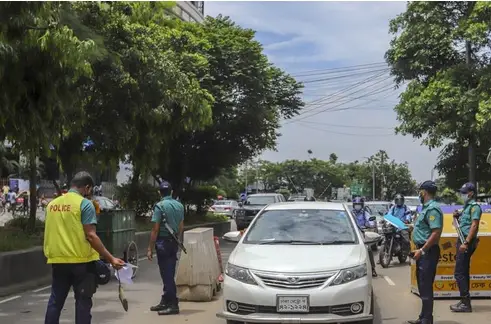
[364,201,391,235]
[210,200,239,218]
[404,196,420,212]
[234,193,285,230]
[218,201,376,324]
[93,196,119,211]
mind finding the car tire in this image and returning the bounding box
[226,321,243,324]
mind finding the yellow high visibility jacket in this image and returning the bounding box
[43,191,99,264]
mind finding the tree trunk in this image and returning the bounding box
[129,168,141,208]
[468,140,477,185]
[27,154,38,232]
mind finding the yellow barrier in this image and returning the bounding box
[410,209,491,298]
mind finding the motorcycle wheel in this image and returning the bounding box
[398,254,408,264]
[378,245,392,268]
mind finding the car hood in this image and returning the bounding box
[242,205,266,210]
[229,243,365,272]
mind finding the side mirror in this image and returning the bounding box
[364,231,381,246]
[368,216,376,222]
[238,202,243,207]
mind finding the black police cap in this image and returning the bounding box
[419,180,437,193]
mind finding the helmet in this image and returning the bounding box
[159,180,172,191]
[95,260,111,285]
[352,197,364,211]
[419,180,437,194]
[394,193,404,206]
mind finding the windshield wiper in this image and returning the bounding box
[321,240,356,244]
[259,240,324,245]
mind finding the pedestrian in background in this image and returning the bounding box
[147,181,185,315]
[43,171,124,324]
[408,180,443,324]
[450,182,481,313]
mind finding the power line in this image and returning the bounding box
[301,68,390,84]
[291,62,387,77]
[291,76,394,122]
[295,123,394,137]
[297,120,394,130]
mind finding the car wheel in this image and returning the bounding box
[226,321,243,324]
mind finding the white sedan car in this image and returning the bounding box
[217,201,377,324]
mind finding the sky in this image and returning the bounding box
[204,1,441,182]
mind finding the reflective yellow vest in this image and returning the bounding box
[43,191,99,264]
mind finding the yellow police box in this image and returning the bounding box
[410,204,491,298]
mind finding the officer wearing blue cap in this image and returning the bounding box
[408,180,443,324]
[147,181,184,315]
[450,182,481,313]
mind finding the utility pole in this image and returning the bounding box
[244,162,248,194]
[466,2,477,185]
[372,163,376,201]
[255,159,259,193]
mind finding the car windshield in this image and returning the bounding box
[214,201,232,205]
[367,204,388,214]
[246,196,276,205]
[405,197,420,206]
[244,209,358,245]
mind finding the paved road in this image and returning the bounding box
[1,239,491,323]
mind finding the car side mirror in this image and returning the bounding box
[238,202,243,207]
[368,216,376,222]
[364,231,381,246]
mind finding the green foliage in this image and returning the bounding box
[4,217,45,232]
[180,185,219,213]
[0,228,42,252]
[156,15,304,189]
[116,182,160,217]
[438,187,464,205]
[385,1,491,184]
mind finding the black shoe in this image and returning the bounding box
[450,298,472,313]
[150,302,168,312]
[372,269,378,277]
[158,304,180,315]
[407,319,422,324]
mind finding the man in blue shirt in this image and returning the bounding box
[389,193,412,223]
[352,197,377,277]
[147,181,184,316]
[450,182,482,313]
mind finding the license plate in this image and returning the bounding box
[276,295,309,313]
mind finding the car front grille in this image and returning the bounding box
[244,209,259,217]
[226,300,364,316]
[251,270,336,289]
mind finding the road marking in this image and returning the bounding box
[0,296,21,304]
[32,285,51,293]
[383,275,396,286]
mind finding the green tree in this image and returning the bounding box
[0,2,94,229]
[157,16,304,191]
[386,1,491,185]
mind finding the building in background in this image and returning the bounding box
[172,1,204,22]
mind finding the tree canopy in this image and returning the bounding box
[385,1,491,184]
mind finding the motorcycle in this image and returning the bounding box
[378,213,411,268]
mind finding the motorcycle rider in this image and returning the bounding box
[352,197,378,277]
[389,193,412,249]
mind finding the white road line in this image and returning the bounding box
[32,285,51,293]
[383,275,396,286]
[0,295,21,304]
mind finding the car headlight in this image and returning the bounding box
[330,264,367,286]
[225,263,258,285]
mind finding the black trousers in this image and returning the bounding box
[416,244,440,321]
[454,240,477,298]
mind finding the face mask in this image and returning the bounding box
[354,205,362,211]
[460,193,470,202]
[419,191,425,204]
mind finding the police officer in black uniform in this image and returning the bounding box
[408,181,443,324]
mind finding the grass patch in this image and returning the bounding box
[0,228,43,252]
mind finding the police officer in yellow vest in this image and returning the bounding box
[408,180,443,324]
[44,172,125,324]
[450,182,482,313]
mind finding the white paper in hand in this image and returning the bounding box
[114,264,137,285]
